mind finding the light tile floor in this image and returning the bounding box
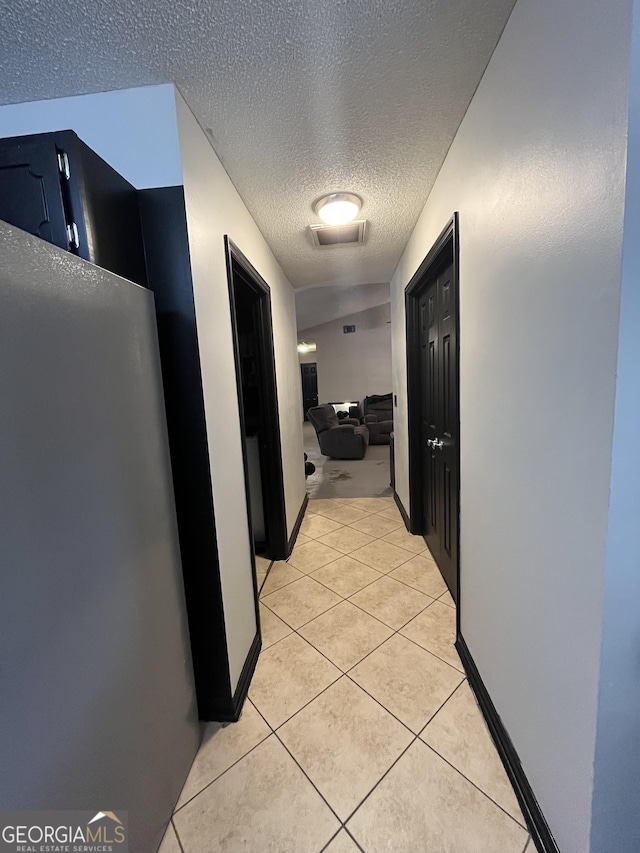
[162,497,532,853]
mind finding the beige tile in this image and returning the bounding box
[262,576,342,629]
[158,822,181,853]
[349,514,404,538]
[349,576,432,630]
[381,527,427,554]
[313,503,372,525]
[400,599,463,671]
[259,602,292,649]
[349,634,463,733]
[259,561,303,597]
[350,539,414,573]
[174,735,340,853]
[299,601,393,671]
[317,526,374,555]
[249,633,341,728]
[439,588,456,608]
[255,554,272,573]
[389,553,447,598]
[345,496,394,512]
[523,840,534,852]
[295,531,312,546]
[288,540,343,573]
[308,498,352,515]
[420,682,525,824]
[279,677,413,820]
[175,700,270,809]
[347,740,528,853]
[311,555,382,597]
[300,514,343,539]
[375,504,404,521]
[323,831,361,853]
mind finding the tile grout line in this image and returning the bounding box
[255,627,419,742]
[256,558,274,596]
[278,532,435,596]
[284,558,449,607]
[170,817,186,853]
[339,733,422,829]
[342,826,368,853]
[337,673,500,838]
[394,624,466,675]
[414,683,531,827]
[259,616,460,747]
[261,561,461,681]
[262,563,443,614]
[171,726,272,815]
[184,644,490,839]
[299,515,425,551]
[272,729,346,827]
[420,739,530,832]
[178,503,471,848]
[293,539,428,576]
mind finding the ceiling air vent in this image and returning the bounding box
[309,219,367,248]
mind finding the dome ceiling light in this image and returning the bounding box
[313,192,362,226]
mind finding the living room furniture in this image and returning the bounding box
[350,393,394,445]
[307,404,370,459]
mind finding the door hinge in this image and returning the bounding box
[66,222,80,250]
[57,150,70,180]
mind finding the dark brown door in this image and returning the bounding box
[418,263,458,599]
[301,363,318,419]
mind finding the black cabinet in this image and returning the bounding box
[0,130,146,286]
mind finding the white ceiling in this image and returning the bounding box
[297,282,390,331]
[0,0,516,290]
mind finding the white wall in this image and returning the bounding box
[0,84,182,188]
[590,8,640,849]
[299,303,392,404]
[390,0,632,849]
[174,92,306,691]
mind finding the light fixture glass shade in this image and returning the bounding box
[314,193,362,226]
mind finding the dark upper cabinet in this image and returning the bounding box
[0,130,146,286]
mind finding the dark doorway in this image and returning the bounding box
[406,214,460,601]
[225,237,288,562]
[301,362,318,419]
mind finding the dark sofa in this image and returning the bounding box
[350,393,393,445]
[307,404,370,459]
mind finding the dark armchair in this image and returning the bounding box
[350,393,393,445]
[307,404,369,460]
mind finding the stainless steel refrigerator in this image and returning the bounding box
[0,221,200,852]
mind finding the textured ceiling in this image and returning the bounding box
[0,0,516,290]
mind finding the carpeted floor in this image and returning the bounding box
[303,422,393,500]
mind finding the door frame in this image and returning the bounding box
[224,236,289,562]
[405,213,460,600]
[300,361,318,420]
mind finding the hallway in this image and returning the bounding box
[162,498,532,853]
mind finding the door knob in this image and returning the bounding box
[433,438,444,450]
[426,438,434,448]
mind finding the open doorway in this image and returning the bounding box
[225,237,288,562]
[405,214,460,602]
[301,362,318,419]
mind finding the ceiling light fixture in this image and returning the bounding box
[313,193,362,226]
